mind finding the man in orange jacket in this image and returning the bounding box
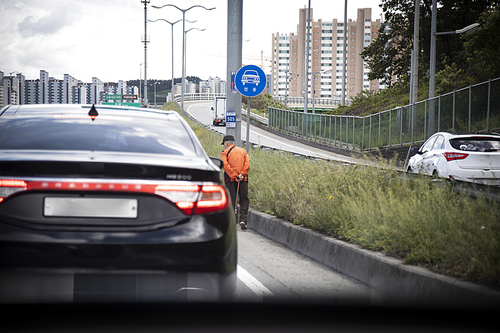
[221,135,250,230]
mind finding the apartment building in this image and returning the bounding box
[199,77,226,94]
[1,70,121,105]
[271,7,382,103]
[0,71,25,108]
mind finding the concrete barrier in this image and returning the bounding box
[248,210,500,307]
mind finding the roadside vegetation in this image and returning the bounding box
[181,114,500,286]
[241,93,289,119]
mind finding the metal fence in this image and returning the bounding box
[173,93,225,103]
[274,96,341,106]
[269,77,500,151]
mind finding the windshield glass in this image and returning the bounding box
[0,116,198,156]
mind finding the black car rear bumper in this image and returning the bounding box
[0,210,237,302]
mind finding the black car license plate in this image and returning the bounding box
[44,197,138,218]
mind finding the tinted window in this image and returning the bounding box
[0,115,198,156]
[449,137,500,152]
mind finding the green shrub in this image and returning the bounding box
[186,116,500,285]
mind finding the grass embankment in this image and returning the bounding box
[175,106,500,286]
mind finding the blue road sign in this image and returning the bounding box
[226,111,236,128]
[235,65,267,97]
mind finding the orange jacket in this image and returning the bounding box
[221,144,250,182]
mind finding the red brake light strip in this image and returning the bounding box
[0,180,228,215]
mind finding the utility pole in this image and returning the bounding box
[226,0,243,144]
[409,0,420,132]
[142,0,150,107]
[303,0,311,136]
[341,0,348,105]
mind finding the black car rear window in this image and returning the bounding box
[0,115,199,156]
[449,137,500,152]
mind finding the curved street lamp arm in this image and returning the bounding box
[152,4,215,12]
[185,27,205,33]
[148,18,196,25]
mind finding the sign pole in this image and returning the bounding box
[246,97,251,152]
[234,64,266,151]
[226,0,243,145]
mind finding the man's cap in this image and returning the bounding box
[221,135,235,145]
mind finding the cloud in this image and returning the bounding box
[18,3,80,37]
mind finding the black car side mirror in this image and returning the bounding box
[209,157,224,169]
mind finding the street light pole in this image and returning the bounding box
[142,0,150,107]
[341,0,348,105]
[303,0,311,136]
[149,18,196,103]
[139,63,143,105]
[184,27,206,96]
[154,81,159,106]
[311,69,332,114]
[152,4,215,114]
[428,4,479,136]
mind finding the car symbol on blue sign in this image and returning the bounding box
[235,65,266,97]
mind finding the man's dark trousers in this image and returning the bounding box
[226,180,249,224]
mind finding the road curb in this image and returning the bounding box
[248,210,500,306]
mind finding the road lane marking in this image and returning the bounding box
[237,265,274,298]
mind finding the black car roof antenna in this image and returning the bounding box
[88,104,98,121]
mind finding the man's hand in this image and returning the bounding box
[237,174,244,181]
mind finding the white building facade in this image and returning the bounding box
[271,7,383,103]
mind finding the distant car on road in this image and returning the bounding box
[241,70,260,86]
[407,132,500,186]
[0,104,237,302]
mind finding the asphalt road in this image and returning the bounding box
[185,101,360,163]
[235,228,387,303]
[184,101,388,303]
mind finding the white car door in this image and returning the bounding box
[413,136,437,174]
[420,135,446,176]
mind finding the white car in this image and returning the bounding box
[407,132,500,186]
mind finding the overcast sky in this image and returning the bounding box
[0,0,383,83]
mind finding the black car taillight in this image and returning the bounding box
[0,180,228,215]
[0,179,28,203]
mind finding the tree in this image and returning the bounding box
[463,6,500,82]
[361,0,419,87]
[361,0,499,88]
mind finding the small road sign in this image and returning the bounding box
[235,65,267,97]
[226,111,236,128]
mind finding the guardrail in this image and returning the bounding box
[269,77,500,151]
[174,93,269,125]
[173,93,225,103]
[274,96,341,107]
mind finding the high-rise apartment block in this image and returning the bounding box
[0,70,139,107]
[271,7,382,103]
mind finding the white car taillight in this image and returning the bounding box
[443,152,469,162]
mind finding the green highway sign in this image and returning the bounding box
[105,94,122,100]
[102,102,141,107]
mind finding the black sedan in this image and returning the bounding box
[0,104,236,302]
